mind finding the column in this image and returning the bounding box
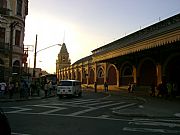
[156,63,162,85]
[133,65,137,83]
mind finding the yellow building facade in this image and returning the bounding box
[57,14,180,94]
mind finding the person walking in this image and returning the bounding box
[44,83,48,98]
[104,82,108,92]
[150,82,156,97]
[94,82,97,93]
[8,82,14,99]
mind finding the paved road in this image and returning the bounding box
[1,91,180,135]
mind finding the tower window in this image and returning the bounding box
[16,0,22,16]
[15,30,21,46]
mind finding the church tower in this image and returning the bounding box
[56,43,71,80]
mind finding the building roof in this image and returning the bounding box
[92,13,180,56]
[60,43,68,54]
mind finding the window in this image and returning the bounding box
[16,0,22,16]
[15,30,21,46]
[0,0,7,8]
[98,68,104,78]
[0,27,5,43]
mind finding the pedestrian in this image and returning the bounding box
[150,82,156,97]
[8,82,14,99]
[44,83,48,97]
[0,83,6,97]
[131,83,136,93]
[15,82,19,93]
[104,82,108,92]
[128,84,131,93]
[166,82,172,98]
[94,82,97,93]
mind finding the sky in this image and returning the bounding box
[24,0,180,74]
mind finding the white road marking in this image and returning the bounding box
[6,107,32,113]
[174,113,180,117]
[123,127,180,134]
[72,100,100,105]
[61,99,97,104]
[40,107,67,114]
[87,101,113,106]
[67,102,127,116]
[111,103,136,110]
[12,132,31,135]
[67,108,97,116]
[97,115,110,118]
[129,121,180,128]
[11,111,131,121]
[97,102,126,109]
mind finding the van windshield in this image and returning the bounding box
[59,81,72,86]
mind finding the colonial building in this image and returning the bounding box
[57,13,180,94]
[0,0,28,82]
[56,43,71,80]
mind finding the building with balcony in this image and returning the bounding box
[0,0,28,82]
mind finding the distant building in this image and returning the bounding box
[0,0,29,82]
[56,43,71,80]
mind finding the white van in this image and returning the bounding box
[57,80,82,98]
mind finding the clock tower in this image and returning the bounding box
[56,43,71,79]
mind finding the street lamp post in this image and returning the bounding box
[32,35,62,78]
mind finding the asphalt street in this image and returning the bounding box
[1,91,180,135]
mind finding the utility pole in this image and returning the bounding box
[33,34,37,77]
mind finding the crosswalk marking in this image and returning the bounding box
[40,107,67,114]
[67,102,126,116]
[87,101,113,106]
[60,99,97,104]
[67,108,97,116]
[111,103,137,110]
[96,102,126,109]
[4,99,139,117]
[7,107,32,113]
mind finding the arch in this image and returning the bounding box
[77,70,81,81]
[89,68,95,84]
[120,62,133,85]
[82,69,87,84]
[107,64,117,85]
[138,58,156,85]
[97,67,104,85]
[164,54,180,95]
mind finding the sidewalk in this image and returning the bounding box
[110,88,180,118]
[84,88,180,118]
[0,89,53,102]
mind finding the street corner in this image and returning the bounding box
[112,104,149,118]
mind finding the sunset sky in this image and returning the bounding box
[24,0,180,73]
